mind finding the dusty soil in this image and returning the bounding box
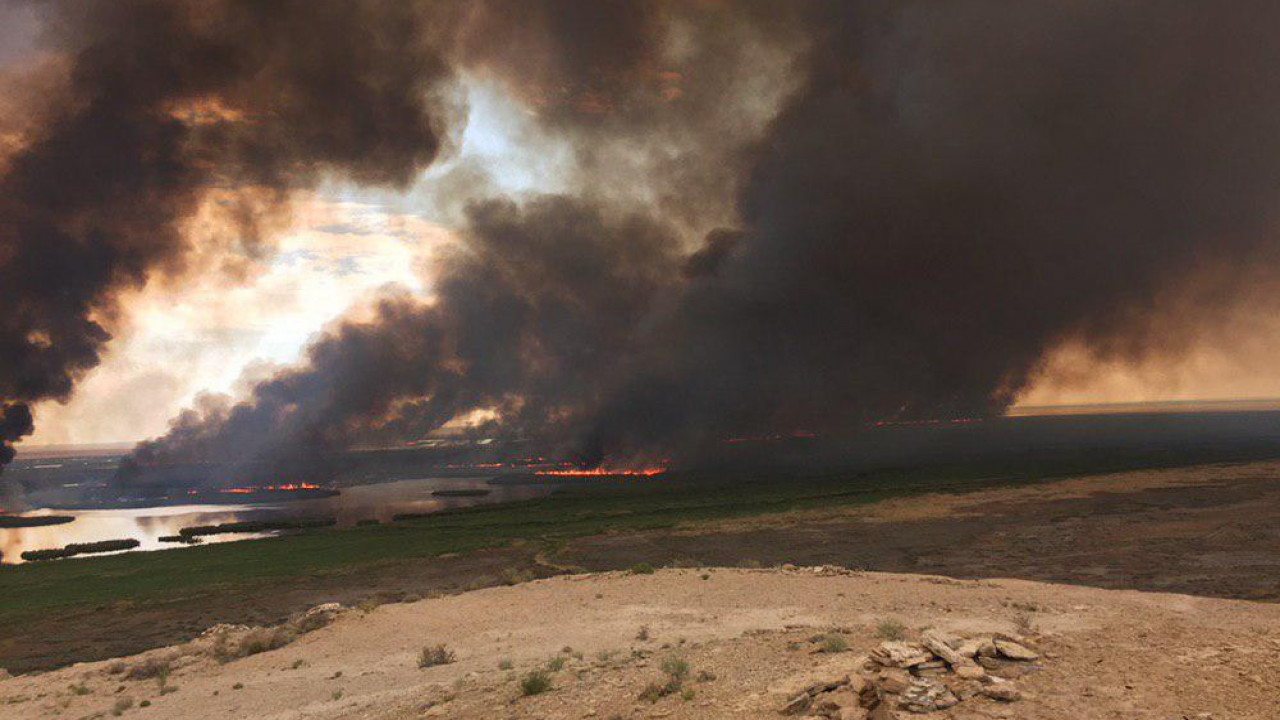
[4,567,1278,720]
[3,460,1279,674]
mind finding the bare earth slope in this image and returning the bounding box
[4,568,1277,720]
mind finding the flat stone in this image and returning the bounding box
[899,678,960,713]
[839,708,869,720]
[878,668,912,694]
[871,642,933,668]
[993,639,1039,662]
[781,693,813,715]
[921,631,965,666]
[771,671,851,698]
[954,661,986,680]
[815,690,863,714]
[956,640,983,658]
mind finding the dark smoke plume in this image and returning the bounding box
[102,0,1280,477]
[0,0,458,483]
[122,196,680,481]
[588,0,1280,455]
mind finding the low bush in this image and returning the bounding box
[876,619,907,641]
[519,669,552,696]
[418,645,456,668]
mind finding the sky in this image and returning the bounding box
[7,1,1280,453]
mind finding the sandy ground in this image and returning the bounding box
[3,567,1278,720]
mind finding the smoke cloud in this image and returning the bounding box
[122,196,681,481]
[0,0,460,488]
[6,1,1280,482]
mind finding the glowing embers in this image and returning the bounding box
[534,467,666,478]
[216,482,324,495]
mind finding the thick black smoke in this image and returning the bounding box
[0,0,458,485]
[101,0,1280,476]
[588,0,1280,455]
[122,196,680,481]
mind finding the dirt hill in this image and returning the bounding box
[3,567,1277,719]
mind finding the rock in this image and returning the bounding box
[815,690,862,716]
[782,693,813,715]
[993,639,1039,661]
[771,671,850,698]
[956,640,983,658]
[871,642,933,668]
[953,661,986,680]
[977,641,999,658]
[898,678,960,713]
[839,708,869,720]
[306,602,344,616]
[868,703,899,720]
[878,668,912,694]
[920,631,965,666]
[976,657,1034,678]
[845,674,871,696]
[981,685,1022,702]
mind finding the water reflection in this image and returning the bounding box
[1,477,545,564]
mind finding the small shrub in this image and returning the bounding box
[519,670,552,696]
[681,688,696,701]
[138,700,151,708]
[232,683,244,690]
[331,690,344,701]
[418,645,456,669]
[637,681,666,704]
[545,656,566,672]
[1013,610,1036,635]
[125,658,171,681]
[111,697,133,716]
[498,658,514,670]
[696,670,717,682]
[213,627,294,663]
[636,625,651,641]
[502,567,536,585]
[876,619,907,641]
[660,656,690,681]
[69,683,92,696]
[818,634,848,653]
[291,659,307,670]
[291,610,335,635]
[630,563,656,575]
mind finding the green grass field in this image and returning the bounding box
[1,445,1272,627]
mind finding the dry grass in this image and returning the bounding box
[876,618,907,641]
[417,645,456,669]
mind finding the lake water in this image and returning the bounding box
[0,476,547,564]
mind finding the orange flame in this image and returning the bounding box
[218,482,323,494]
[535,467,666,478]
